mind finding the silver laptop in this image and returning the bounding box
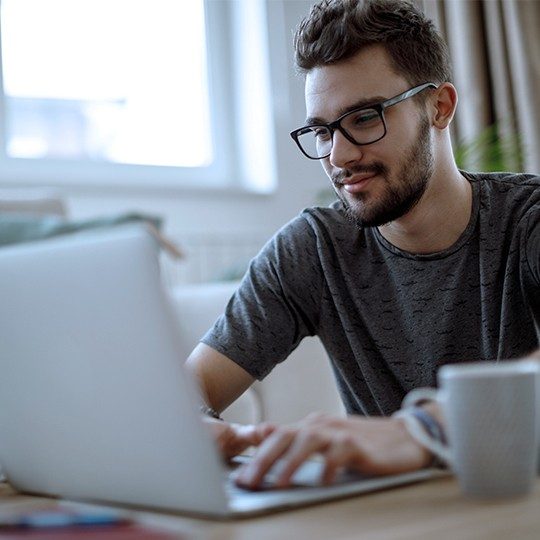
[0,226,442,518]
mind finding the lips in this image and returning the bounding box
[342,173,377,185]
[341,173,378,193]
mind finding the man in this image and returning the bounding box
[186,0,540,489]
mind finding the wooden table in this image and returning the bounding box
[1,477,540,539]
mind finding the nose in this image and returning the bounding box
[328,130,364,169]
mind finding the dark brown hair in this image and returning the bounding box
[294,0,452,85]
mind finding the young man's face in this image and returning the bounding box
[305,45,434,227]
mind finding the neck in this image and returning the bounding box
[378,163,472,254]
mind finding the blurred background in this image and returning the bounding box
[0,0,538,285]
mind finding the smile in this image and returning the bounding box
[341,173,378,193]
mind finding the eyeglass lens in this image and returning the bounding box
[297,107,384,158]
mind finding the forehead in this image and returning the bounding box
[304,46,408,121]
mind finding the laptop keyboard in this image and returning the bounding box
[227,456,372,493]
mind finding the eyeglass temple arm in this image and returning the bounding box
[383,82,438,109]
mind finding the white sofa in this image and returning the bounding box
[168,281,346,425]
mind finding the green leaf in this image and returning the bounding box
[453,122,523,172]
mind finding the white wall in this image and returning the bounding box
[63,1,329,247]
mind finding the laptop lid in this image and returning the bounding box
[0,226,230,515]
[0,226,443,518]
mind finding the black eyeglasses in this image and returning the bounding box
[290,82,437,160]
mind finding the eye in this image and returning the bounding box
[313,127,331,141]
[350,109,379,127]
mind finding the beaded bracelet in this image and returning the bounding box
[200,404,224,421]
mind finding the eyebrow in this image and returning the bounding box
[305,95,387,126]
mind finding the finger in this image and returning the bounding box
[274,431,330,487]
[210,422,253,459]
[235,428,297,489]
[218,426,250,459]
[207,420,234,447]
[215,421,280,460]
[259,421,278,439]
[248,422,278,445]
[231,422,277,450]
[321,437,358,485]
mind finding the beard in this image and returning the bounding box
[333,114,434,228]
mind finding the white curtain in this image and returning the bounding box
[420,0,540,173]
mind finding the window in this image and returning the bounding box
[0,0,275,191]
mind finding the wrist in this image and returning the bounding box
[392,407,448,468]
[418,400,445,429]
[393,416,434,469]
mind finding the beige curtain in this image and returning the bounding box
[420,0,540,173]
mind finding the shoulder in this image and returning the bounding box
[465,171,540,224]
[298,201,351,230]
[250,202,358,278]
[465,171,539,202]
[270,201,352,246]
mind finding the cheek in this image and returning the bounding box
[382,112,427,161]
[375,137,409,171]
[321,159,333,178]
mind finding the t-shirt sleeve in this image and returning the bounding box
[524,205,540,287]
[201,213,324,380]
[522,203,540,333]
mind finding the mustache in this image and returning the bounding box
[332,163,387,185]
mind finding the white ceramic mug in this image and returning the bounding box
[405,360,539,499]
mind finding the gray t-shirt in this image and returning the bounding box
[202,172,540,415]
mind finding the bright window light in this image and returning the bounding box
[1,0,213,167]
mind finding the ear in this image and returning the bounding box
[430,82,458,130]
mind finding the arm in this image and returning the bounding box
[186,343,277,459]
[186,342,433,477]
[185,320,438,482]
[186,217,321,413]
[185,342,255,413]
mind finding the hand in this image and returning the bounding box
[235,413,432,489]
[203,417,276,460]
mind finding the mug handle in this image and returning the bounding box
[398,387,453,467]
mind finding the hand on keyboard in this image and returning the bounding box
[234,413,431,490]
[203,417,277,460]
